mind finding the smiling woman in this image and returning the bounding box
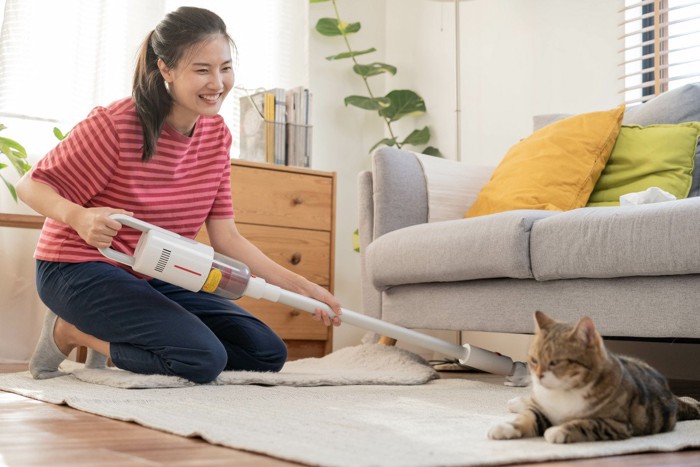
[0,0,311,365]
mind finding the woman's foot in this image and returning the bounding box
[29,310,71,379]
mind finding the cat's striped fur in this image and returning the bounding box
[488,311,700,443]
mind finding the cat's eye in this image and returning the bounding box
[549,360,560,368]
[529,357,538,365]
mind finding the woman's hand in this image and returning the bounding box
[69,207,134,249]
[300,281,342,327]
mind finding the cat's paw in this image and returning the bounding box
[488,423,523,440]
[507,396,528,414]
[544,426,570,444]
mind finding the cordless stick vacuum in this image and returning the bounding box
[100,214,530,386]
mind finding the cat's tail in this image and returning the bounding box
[676,396,700,421]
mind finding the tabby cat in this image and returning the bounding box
[488,311,700,443]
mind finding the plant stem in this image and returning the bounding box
[331,0,401,148]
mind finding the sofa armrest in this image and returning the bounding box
[358,147,495,319]
[369,147,430,238]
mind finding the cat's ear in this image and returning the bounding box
[572,316,603,348]
[533,311,555,331]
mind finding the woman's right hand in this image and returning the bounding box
[69,207,133,249]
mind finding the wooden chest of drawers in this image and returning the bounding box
[197,160,336,360]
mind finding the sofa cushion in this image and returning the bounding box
[366,210,558,289]
[531,197,700,280]
[587,123,700,206]
[466,105,624,218]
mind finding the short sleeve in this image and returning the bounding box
[32,107,119,205]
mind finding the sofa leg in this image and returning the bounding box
[378,336,397,346]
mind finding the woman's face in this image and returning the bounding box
[159,34,234,134]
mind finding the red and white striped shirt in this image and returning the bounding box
[32,97,234,271]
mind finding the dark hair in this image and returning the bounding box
[133,7,235,161]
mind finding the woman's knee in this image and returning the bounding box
[170,341,228,384]
[257,336,288,372]
[265,339,288,372]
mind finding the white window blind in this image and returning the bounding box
[0,0,308,158]
[620,0,700,104]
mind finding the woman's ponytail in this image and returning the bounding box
[132,31,171,162]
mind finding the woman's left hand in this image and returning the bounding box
[304,283,342,327]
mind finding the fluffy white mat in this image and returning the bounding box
[69,343,437,388]
[1,344,699,466]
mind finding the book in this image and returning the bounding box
[263,92,275,164]
[272,88,287,166]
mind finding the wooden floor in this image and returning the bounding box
[1,364,699,467]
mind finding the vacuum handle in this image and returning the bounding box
[98,214,179,267]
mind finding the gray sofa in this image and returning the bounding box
[358,84,700,340]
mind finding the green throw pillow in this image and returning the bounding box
[587,122,700,207]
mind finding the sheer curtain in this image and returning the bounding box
[0,0,308,363]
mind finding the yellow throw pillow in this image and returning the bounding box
[466,105,624,218]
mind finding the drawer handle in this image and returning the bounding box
[290,252,302,265]
[292,196,304,206]
[290,309,301,317]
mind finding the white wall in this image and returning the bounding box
[386,0,621,164]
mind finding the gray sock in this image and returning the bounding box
[29,310,68,379]
[84,348,108,369]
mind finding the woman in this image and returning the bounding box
[16,6,341,384]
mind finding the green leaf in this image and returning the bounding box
[353,62,397,78]
[0,136,27,156]
[315,18,360,37]
[401,126,430,146]
[53,127,71,141]
[369,138,397,153]
[315,18,342,36]
[0,137,30,176]
[0,173,18,202]
[422,146,444,157]
[379,90,427,122]
[344,95,391,110]
[326,47,376,61]
[340,21,361,34]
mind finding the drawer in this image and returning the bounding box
[235,296,330,341]
[237,224,331,285]
[195,224,331,286]
[231,166,333,231]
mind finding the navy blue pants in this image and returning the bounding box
[36,260,287,383]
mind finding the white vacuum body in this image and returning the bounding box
[100,215,530,386]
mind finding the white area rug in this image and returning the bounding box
[1,344,699,467]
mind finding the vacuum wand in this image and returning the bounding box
[100,215,530,386]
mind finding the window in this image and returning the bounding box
[0,0,308,158]
[620,0,700,104]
